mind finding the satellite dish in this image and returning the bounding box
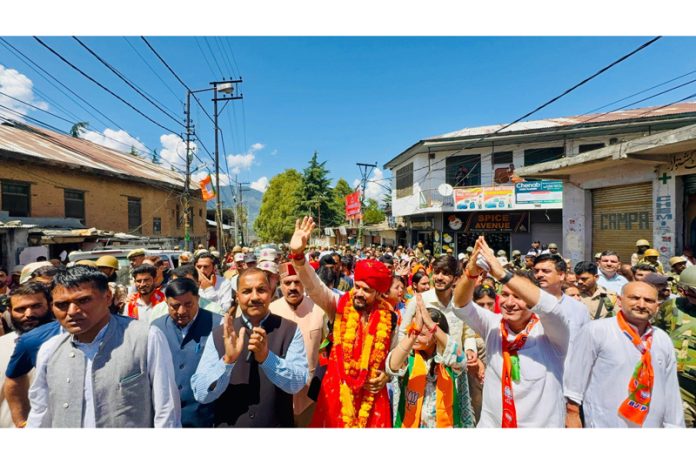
[438,183,454,196]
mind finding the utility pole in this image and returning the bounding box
[183,91,193,252]
[356,162,377,249]
[210,79,243,256]
[237,181,250,245]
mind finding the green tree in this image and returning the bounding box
[297,151,339,228]
[129,145,139,157]
[69,121,89,138]
[363,198,386,224]
[254,169,303,242]
[151,148,161,164]
[332,178,354,223]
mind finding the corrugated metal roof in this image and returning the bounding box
[0,121,193,190]
[429,102,696,140]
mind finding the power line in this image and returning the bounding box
[0,90,75,125]
[73,36,184,127]
[140,36,216,126]
[195,37,218,77]
[122,37,183,105]
[34,36,180,135]
[0,37,121,129]
[214,36,235,77]
[203,37,225,78]
[222,37,242,79]
[389,36,663,184]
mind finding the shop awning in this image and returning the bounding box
[515,122,696,179]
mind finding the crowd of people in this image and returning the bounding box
[0,224,693,428]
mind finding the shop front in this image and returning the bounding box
[443,211,530,256]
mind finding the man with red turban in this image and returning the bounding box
[289,217,397,427]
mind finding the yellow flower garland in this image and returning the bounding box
[334,291,393,427]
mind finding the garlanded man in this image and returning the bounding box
[290,216,396,428]
[564,281,685,428]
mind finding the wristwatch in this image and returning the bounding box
[498,270,514,285]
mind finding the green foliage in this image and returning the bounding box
[69,121,89,138]
[363,198,386,224]
[332,178,354,221]
[297,152,340,227]
[254,169,303,242]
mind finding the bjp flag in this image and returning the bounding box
[199,174,216,201]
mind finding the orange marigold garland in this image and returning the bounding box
[334,290,392,427]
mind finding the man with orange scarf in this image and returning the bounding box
[126,264,165,322]
[564,281,685,427]
[290,216,396,427]
[452,236,571,427]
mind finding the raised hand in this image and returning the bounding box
[476,236,506,281]
[248,326,270,363]
[198,271,214,290]
[222,313,246,365]
[289,216,316,255]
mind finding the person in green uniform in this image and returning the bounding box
[656,266,696,427]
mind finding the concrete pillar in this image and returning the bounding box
[653,168,677,267]
[562,182,592,264]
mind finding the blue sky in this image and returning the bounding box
[2,36,696,199]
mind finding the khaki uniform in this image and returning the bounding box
[579,286,617,320]
[655,297,696,427]
[638,258,665,274]
[668,272,681,295]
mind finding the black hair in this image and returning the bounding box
[574,261,598,276]
[428,308,449,334]
[317,265,337,288]
[412,270,429,288]
[52,265,109,293]
[378,254,394,266]
[319,254,336,266]
[632,263,657,273]
[164,277,199,299]
[391,275,406,287]
[9,281,51,307]
[172,264,199,281]
[533,254,567,273]
[432,255,460,277]
[194,252,217,266]
[31,265,62,280]
[131,264,157,279]
[0,267,7,274]
[600,250,620,260]
[473,284,497,301]
[341,255,354,272]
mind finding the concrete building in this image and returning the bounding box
[0,120,206,266]
[516,108,696,268]
[384,103,696,257]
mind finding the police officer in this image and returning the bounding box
[640,248,665,274]
[655,266,696,427]
[631,239,651,266]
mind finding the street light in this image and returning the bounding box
[183,79,243,255]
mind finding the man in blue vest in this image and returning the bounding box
[152,278,221,427]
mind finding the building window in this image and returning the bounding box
[523,147,564,166]
[153,217,161,235]
[127,197,142,233]
[1,181,30,217]
[578,143,605,153]
[492,151,513,164]
[64,189,85,223]
[446,154,481,187]
[396,163,413,198]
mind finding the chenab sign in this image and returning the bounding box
[453,180,562,211]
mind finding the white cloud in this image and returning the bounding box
[250,176,269,193]
[352,168,388,203]
[226,142,265,174]
[0,65,48,121]
[158,133,198,171]
[82,128,148,156]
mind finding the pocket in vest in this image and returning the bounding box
[117,371,147,412]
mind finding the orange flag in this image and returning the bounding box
[199,174,216,201]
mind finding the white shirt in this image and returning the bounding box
[27,321,181,428]
[199,274,233,311]
[0,332,20,428]
[454,291,570,427]
[563,317,685,428]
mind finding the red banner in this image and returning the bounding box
[345,191,361,218]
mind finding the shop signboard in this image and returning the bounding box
[515,180,563,206]
[482,186,514,210]
[467,212,529,233]
[453,187,482,210]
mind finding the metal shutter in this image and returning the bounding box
[592,182,653,263]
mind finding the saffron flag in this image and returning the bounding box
[199,174,216,201]
[345,191,361,219]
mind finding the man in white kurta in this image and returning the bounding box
[563,282,685,428]
[453,237,571,427]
